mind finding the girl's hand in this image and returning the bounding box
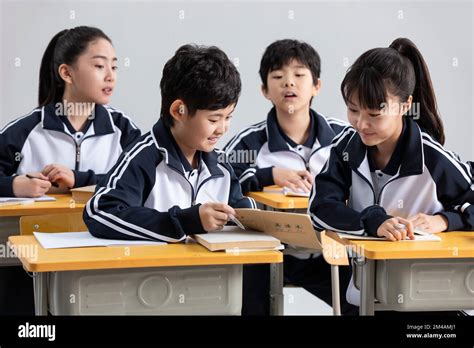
[407,213,448,234]
[12,173,51,198]
[376,217,415,241]
[42,164,75,189]
[272,167,313,192]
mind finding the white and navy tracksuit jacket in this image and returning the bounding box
[0,102,141,196]
[309,117,474,235]
[84,118,256,242]
[224,107,347,193]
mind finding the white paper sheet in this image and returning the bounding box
[33,231,166,249]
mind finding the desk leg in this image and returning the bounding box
[269,262,284,316]
[360,259,375,315]
[33,272,47,316]
[331,265,341,316]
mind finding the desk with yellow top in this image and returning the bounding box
[247,186,309,210]
[326,231,474,315]
[8,234,283,316]
[3,194,284,316]
[0,194,85,266]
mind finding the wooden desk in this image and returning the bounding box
[0,195,85,266]
[0,194,84,217]
[247,191,308,210]
[326,231,474,315]
[9,235,284,315]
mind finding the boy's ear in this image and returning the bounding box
[58,64,73,85]
[169,99,187,123]
[261,84,271,101]
[312,78,322,97]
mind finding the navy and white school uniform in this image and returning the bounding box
[223,107,347,194]
[225,108,357,315]
[84,118,256,242]
[0,102,141,196]
[308,117,474,306]
[0,102,140,315]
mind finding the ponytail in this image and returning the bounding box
[38,29,69,107]
[341,37,445,144]
[389,38,444,144]
[38,26,112,107]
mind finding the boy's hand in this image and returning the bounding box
[376,217,415,241]
[42,164,75,189]
[272,167,313,192]
[407,213,447,234]
[12,173,52,198]
[199,202,236,231]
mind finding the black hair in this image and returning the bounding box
[160,44,241,127]
[259,39,321,90]
[341,37,444,144]
[38,26,112,107]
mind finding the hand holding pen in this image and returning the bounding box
[11,172,52,198]
[26,174,59,188]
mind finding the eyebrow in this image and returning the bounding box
[91,55,118,61]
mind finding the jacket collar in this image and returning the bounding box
[152,118,224,177]
[42,102,115,135]
[266,107,336,152]
[345,116,424,180]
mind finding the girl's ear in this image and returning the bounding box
[169,99,188,124]
[401,95,413,115]
[58,64,73,85]
[312,78,322,97]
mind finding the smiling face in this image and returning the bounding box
[60,38,117,105]
[347,91,411,147]
[170,101,235,157]
[262,59,320,115]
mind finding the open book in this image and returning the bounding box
[70,185,96,203]
[263,185,310,197]
[193,208,322,252]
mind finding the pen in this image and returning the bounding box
[200,189,246,230]
[26,174,59,188]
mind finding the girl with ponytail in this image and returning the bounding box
[0,26,141,198]
[0,27,141,315]
[309,38,473,245]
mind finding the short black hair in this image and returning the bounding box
[259,39,321,90]
[160,44,241,127]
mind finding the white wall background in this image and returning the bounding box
[1,0,473,161]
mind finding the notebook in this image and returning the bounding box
[336,230,441,241]
[263,185,310,197]
[70,185,96,203]
[192,226,282,252]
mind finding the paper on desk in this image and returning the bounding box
[33,231,166,249]
[225,245,285,253]
[0,195,56,203]
[262,185,310,197]
[336,232,441,241]
[33,195,56,202]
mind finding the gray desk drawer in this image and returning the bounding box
[375,259,474,311]
[49,264,242,315]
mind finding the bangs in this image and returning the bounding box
[341,66,388,110]
[268,47,310,73]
